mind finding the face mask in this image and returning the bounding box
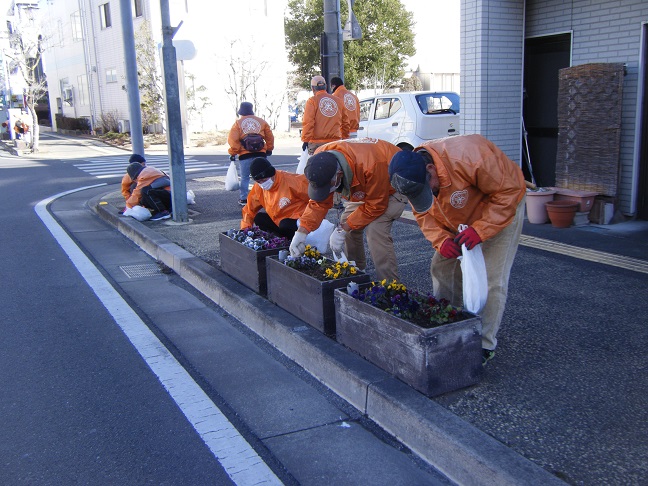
[259,178,274,190]
[329,172,341,193]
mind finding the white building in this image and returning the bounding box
[38,0,290,134]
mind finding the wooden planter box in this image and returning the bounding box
[266,256,370,336]
[335,287,483,397]
[218,232,287,296]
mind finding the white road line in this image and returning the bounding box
[35,185,282,486]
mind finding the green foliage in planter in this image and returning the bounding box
[348,280,466,328]
[55,114,91,131]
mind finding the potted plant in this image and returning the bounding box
[219,227,290,296]
[266,245,370,336]
[335,280,483,397]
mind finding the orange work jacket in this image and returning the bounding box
[241,171,310,228]
[332,85,360,138]
[299,138,401,233]
[228,115,275,156]
[301,91,349,144]
[412,134,526,250]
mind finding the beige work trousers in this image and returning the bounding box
[340,193,407,281]
[430,197,525,351]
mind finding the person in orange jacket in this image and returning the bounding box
[228,102,275,206]
[388,134,526,365]
[121,154,147,204]
[125,162,173,221]
[240,158,310,239]
[289,138,407,282]
[301,76,348,155]
[330,77,360,138]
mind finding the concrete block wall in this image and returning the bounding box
[461,0,525,164]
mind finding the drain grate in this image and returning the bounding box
[120,263,163,278]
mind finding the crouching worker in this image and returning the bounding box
[388,134,526,366]
[241,158,310,239]
[125,162,172,221]
[121,154,147,206]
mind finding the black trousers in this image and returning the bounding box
[253,212,298,239]
[141,186,172,213]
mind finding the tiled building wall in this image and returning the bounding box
[461,0,526,163]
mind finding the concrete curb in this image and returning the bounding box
[91,195,564,486]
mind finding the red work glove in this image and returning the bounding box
[454,226,482,250]
[439,238,461,259]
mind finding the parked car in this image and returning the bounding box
[357,91,460,150]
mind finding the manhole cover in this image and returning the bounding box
[120,264,163,278]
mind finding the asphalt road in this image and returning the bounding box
[0,139,236,484]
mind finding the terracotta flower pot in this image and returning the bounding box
[545,200,579,228]
[525,189,556,224]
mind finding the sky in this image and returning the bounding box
[399,0,460,73]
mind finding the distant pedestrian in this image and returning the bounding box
[301,76,348,155]
[228,102,275,206]
[330,77,360,139]
[125,162,172,221]
[388,134,526,365]
[241,158,310,239]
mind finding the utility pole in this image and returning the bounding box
[322,0,361,87]
[119,0,144,155]
[159,0,188,223]
[323,0,343,85]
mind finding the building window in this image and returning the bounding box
[99,3,111,29]
[71,11,82,41]
[106,68,117,83]
[58,19,64,47]
[77,74,89,106]
[133,0,143,17]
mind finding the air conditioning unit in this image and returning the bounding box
[118,119,130,133]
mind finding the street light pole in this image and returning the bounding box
[159,0,188,223]
[119,0,144,155]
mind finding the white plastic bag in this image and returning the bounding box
[187,189,196,205]
[296,149,308,175]
[123,205,151,222]
[304,219,335,253]
[458,224,488,314]
[225,161,240,191]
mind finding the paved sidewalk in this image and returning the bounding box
[91,175,648,486]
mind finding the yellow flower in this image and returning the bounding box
[350,267,357,274]
[343,262,349,268]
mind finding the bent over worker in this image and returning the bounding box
[388,134,526,366]
[241,158,310,239]
[290,138,407,282]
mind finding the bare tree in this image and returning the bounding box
[185,71,211,132]
[5,5,48,152]
[221,40,286,129]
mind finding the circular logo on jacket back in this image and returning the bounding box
[343,93,357,111]
[278,197,291,209]
[450,190,468,208]
[319,97,339,117]
[240,118,261,134]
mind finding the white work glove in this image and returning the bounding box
[289,231,308,257]
[329,228,347,253]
